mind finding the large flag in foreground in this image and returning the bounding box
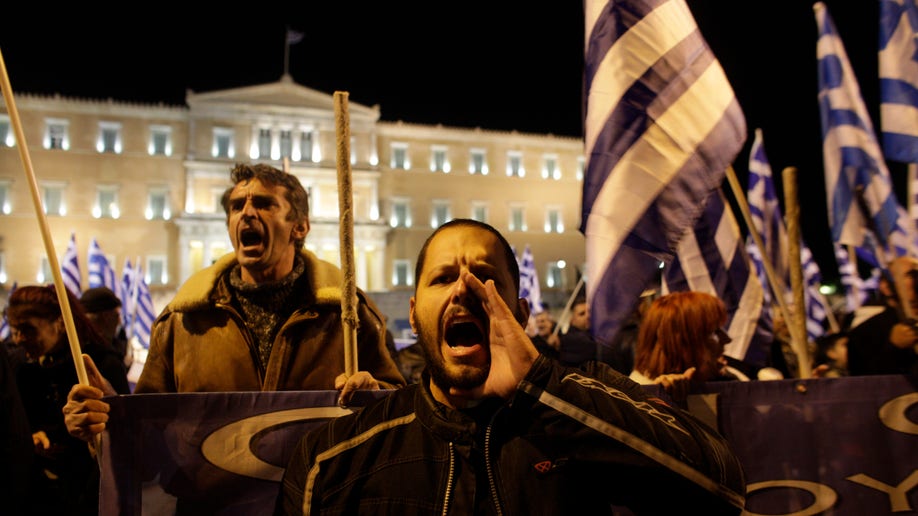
[61,232,81,296]
[581,0,746,346]
[879,0,918,163]
[662,190,769,366]
[816,1,902,258]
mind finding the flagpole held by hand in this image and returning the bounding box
[0,47,103,455]
[334,91,358,378]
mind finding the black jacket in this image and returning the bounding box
[277,357,746,515]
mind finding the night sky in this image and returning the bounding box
[0,1,897,281]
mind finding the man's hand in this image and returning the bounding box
[452,271,539,400]
[335,371,381,406]
[62,354,117,442]
[889,322,918,350]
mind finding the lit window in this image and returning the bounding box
[37,257,53,283]
[507,151,524,177]
[94,186,120,219]
[0,252,6,283]
[545,208,563,233]
[431,201,451,228]
[212,127,235,159]
[391,143,410,169]
[542,154,560,180]
[390,199,411,228]
[577,156,585,181]
[97,122,122,153]
[44,119,69,150]
[430,146,450,173]
[257,128,271,159]
[469,148,488,175]
[392,260,412,287]
[546,261,565,289]
[147,257,168,285]
[351,136,357,165]
[509,205,526,231]
[0,116,12,147]
[149,125,172,156]
[470,202,488,223]
[41,183,66,216]
[299,130,314,162]
[280,130,293,159]
[146,188,171,220]
[0,181,10,214]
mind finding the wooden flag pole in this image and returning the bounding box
[552,275,585,338]
[334,91,358,377]
[0,49,90,386]
[782,167,813,378]
[724,166,797,347]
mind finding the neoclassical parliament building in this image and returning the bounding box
[0,74,586,324]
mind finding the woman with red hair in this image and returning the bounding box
[630,291,734,401]
[6,285,129,515]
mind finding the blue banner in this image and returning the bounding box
[100,376,918,515]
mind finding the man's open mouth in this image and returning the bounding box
[240,228,264,247]
[445,319,485,347]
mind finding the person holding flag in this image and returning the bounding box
[63,163,405,456]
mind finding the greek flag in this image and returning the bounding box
[662,190,769,367]
[133,265,155,349]
[581,0,746,346]
[746,129,829,341]
[121,259,137,340]
[816,1,901,254]
[61,232,81,296]
[87,238,118,293]
[518,244,543,315]
[879,0,918,163]
[0,282,17,341]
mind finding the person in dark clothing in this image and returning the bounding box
[529,310,560,359]
[0,337,33,516]
[6,285,130,515]
[80,286,131,369]
[846,256,918,377]
[276,219,746,515]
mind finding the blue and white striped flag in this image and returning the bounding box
[581,0,746,346]
[0,282,18,341]
[746,128,829,341]
[87,238,118,293]
[879,0,918,163]
[133,265,155,349]
[121,258,137,340]
[518,244,543,316]
[816,1,902,256]
[662,189,769,367]
[61,232,81,296]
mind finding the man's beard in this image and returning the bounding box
[414,316,489,391]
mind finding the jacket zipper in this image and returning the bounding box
[485,412,503,516]
[442,442,455,516]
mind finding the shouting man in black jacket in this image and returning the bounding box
[277,219,746,515]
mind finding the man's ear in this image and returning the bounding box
[409,297,418,334]
[516,298,530,327]
[292,220,309,241]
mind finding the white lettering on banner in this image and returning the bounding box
[847,470,918,513]
[878,392,918,435]
[200,405,353,481]
[744,470,918,515]
[744,480,837,516]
